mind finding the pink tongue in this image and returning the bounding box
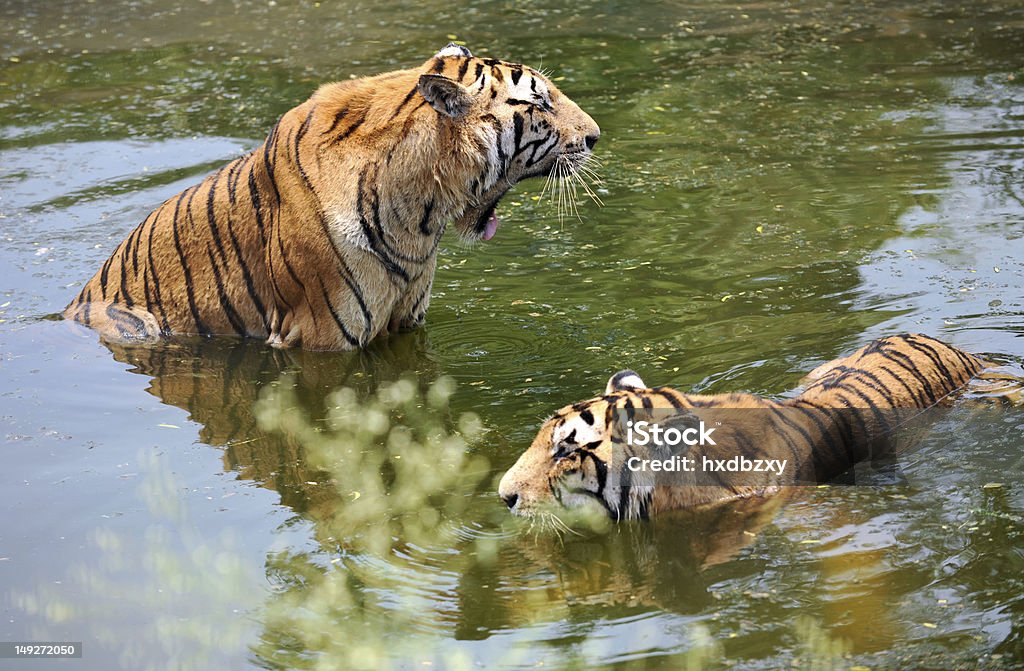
[482,210,500,241]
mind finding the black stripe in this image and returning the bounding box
[730,429,766,483]
[900,334,957,395]
[876,364,927,407]
[770,406,822,476]
[225,213,267,330]
[616,465,632,521]
[118,252,133,308]
[145,204,170,333]
[141,265,152,315]
[226,154,246,206]
[318,278,360,347]
[262,118,283,205]
[81,289,92,326]
[312,207,374,337]
[332,114,364,144]
[792,399,859,466]
[877,346,939,405]
[512,111,525,151]
[205,245,247,336]
[247,167,267,245]
[651,387,686,409]
[390,86,420,121]
[582,451,608,496]
[294,105,317,191]
[205,171,230,266]
[71,284,87,306]
[945,344,983,378]
[407,285,430,322]
[830,365,899,406]
[106,303,146,337]
[506,98,533,106]
[98,252,114,300]
[526,132,559,168]
[510,67,523,85]
[790,404,848,473]
[456,57,471,82]
[369,181,423,265]
[324,107,348,136]
[822,391,873,451]
[356,169,409,281]
[171,188,209,335]
[418,198,435,235]
[515,132,553,161]
[268,199,316,330]
[767,409,810,479]
[131,215,149,275]
[274,220,307,304]
[184,179,201,231]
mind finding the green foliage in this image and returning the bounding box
[252,377,493,669]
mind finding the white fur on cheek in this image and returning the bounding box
[471,124,505,193]
[552,414,604,448]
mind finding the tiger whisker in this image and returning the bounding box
[539,512,569,544]
[563,159,602,212]
[556,160,568,226]
[548,511,580,537]
[576,176,603,207]
[575,162,605,186]
[566,173,581,222]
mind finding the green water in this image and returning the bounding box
[2,0,1024,668]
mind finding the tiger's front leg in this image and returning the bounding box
[388,270,434,333]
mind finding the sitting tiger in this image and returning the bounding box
[64,43,600,350]
[498,333,1000,520]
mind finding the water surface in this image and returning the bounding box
[2,1,1023,668]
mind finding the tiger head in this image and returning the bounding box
[413,43,600,240]
[498,370,653,520]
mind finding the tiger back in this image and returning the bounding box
[498,334,991,520]
[64,43,600,350]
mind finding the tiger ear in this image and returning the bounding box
[606,370,646,394]
[434,42,473,58]
[417,74,473,118]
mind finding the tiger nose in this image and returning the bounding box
[501,492,519,510]
[585,132,599,151]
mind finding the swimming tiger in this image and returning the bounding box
[498,333,992,520]
[64,43,600,350]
